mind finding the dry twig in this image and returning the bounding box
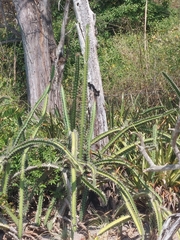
[136,116,180,172]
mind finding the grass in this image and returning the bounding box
[98,11,180,109]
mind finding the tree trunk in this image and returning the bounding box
[13,0,108,149]
[72,0,108,149]
[13,0,62,112]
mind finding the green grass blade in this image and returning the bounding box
[2,162,10,195]
[96,215,131,237]
[150,196,163,234]
[122,191,145,239]
[141,106,165,115]
[87,101,96,162]
[81,176,107,205]
[18,151,26,239]
[35,188,44,226]
[44,197,56,226]
[70,53,80,131]
[92,109,175,154]
[111,138,154,158]
[3,205,18,226]
[97,169,145,239]
[14,84,50,146]
[71,130,78,233]
[60,85,71,134]
[162,72,180,99]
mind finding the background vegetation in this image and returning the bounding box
[1,0,180,239]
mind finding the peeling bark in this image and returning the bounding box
[72,0,109,149]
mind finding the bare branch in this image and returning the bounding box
[144,163,180,172]
[12,163,60,179]
[158,213,180,240]
[49,0,70,114]
[55,0,70,60]
[136,115,180,172]
[136,132,156,168]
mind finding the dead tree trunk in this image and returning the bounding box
[13,0,63,112]
[72,0,109,149]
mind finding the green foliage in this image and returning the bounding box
[98,11,180,106]
[0,84,50,238]
[1,48,179,239]
[0,42,26,99]
[1,24,172,240]
[90,0,170,36]
[0,96,24,151]
[1,1,180,239]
